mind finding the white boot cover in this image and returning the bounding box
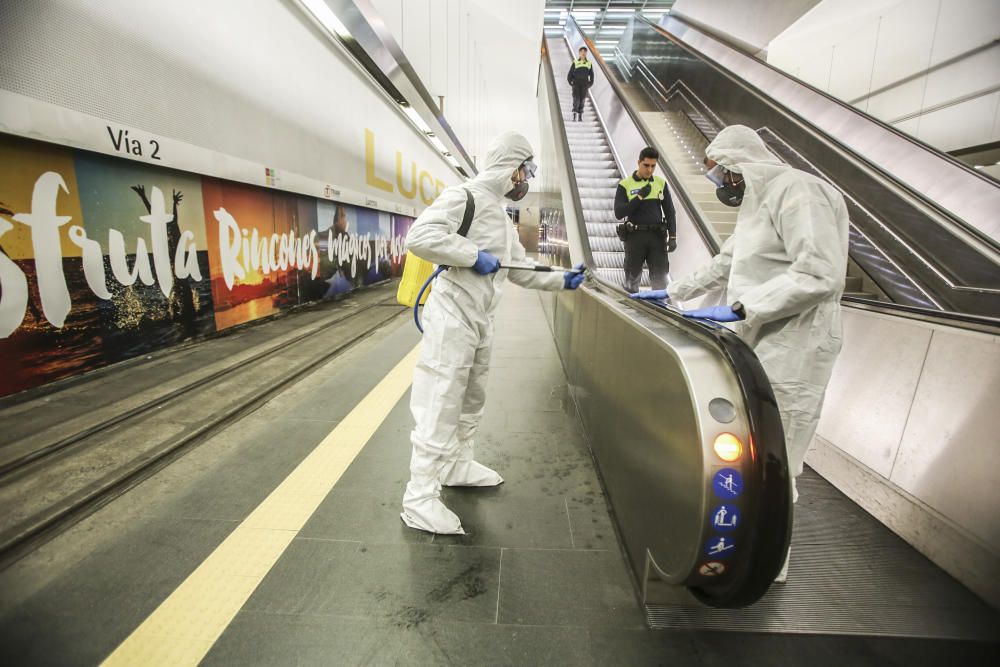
[774,546,790,583]
[439,441,504,487]
[401,460,465,535]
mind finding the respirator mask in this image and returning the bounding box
[505,158,537,202]
[705,163,745,207]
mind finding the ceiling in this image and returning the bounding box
[543,1,675,50]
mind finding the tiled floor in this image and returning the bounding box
[199,285,647,662]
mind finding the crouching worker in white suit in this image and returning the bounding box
[401,131,586,535]
[632,125,849,580]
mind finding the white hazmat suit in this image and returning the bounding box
[402,131,566,534]
[670,125,849,503]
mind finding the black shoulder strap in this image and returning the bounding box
[457,187,475,237]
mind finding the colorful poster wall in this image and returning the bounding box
[0,134,412,397]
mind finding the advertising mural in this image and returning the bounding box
[0,134,413,397]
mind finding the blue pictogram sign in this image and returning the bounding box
[712,468,743,499]
[711,504,740,533]
[704,535,737,559]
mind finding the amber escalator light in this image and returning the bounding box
[713,433,743,462]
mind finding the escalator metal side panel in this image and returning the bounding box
[545,282,791,609]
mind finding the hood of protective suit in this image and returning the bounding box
[473,131,534,200]
[705,124,788,205]
[705,125,781,173]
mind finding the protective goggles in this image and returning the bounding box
[521,158,538,180]
[705,163,727,187]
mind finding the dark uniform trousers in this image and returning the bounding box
[571,84,587,115]
[624,228,669,293]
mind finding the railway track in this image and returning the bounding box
[0,287,408,569]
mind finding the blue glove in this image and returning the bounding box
[629,289,669,300]
[563,264,586,290]
[471,250,500,275]
[682,305,744,322]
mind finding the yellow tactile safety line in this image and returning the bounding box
[101,344,421,666]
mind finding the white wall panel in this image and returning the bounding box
[428,0,448,100]
[401,0,433,89]
[867,0,938,93]
[893,117,921,137]
[827,19,881,102]
[794,43,835,92]
[369,0,545,181]
[891,329,1000,553]
[927,0,1000,66]
[767,0,1000,152]
[372,0,403,42]
[916,92,1000,151]
[994,95,1000,140]
[808,308,1000,606]
[671,0,821,54]
[921,46,1000,110]
[816,311,930,477]
[867,77,925,122]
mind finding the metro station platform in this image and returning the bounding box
[0,282,997,666]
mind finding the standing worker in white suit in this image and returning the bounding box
[631,125,849,581]
[402,131,586,535]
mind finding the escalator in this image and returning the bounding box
[554,75,638,286]
[536,14,1000,639]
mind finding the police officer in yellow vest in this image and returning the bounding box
[614,146,677,293]
[567,46,594,122]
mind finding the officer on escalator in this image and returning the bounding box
[567,46,594,122]
[614,146,677,293]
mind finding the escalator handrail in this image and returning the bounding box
[842,296,1000,333]
[563,15,721,256]
[641,14,1000,255]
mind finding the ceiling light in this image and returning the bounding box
[401,105,432,134]
[427,135,448,152]
[299,0,352,40]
